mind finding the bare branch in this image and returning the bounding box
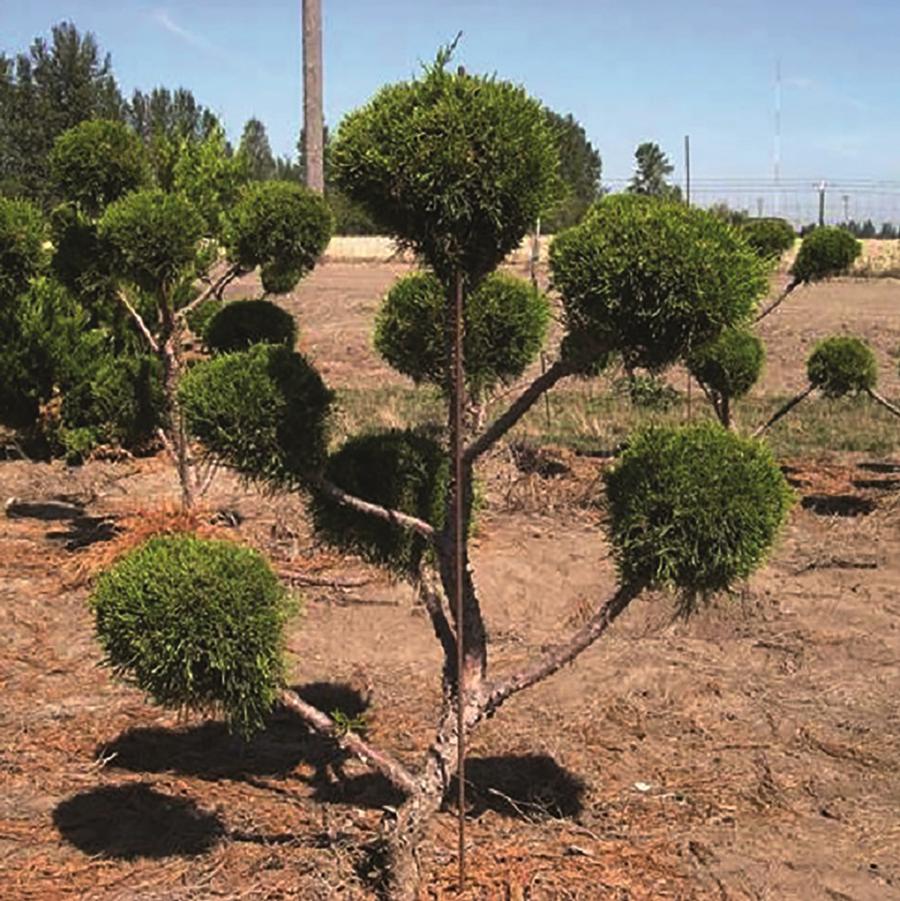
[483,583,642,716]
[117,291,159,352]
[755,278,801,323]
[279,687,418,795]
[316,477,437,541]
[464,359,573,463]
[417,572,458,675]
[752,385,814,438]
[868,388,900,418]
[178,263,244,322]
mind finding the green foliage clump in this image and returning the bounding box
[806,336,877,397]
[204,299,297,354]
[310,430,448,576]
[791,227,861,283]
[374,271,550,397]
[551,195,766,370]
[48,119,148,217]
[90,534,293,735]
[605,423,793,600]
[60,354,164,458]
[99,189,203,294]
[614,372,680,411]
[225,181,332,292]
[185,298,224,340]
[331,52,559,284]
[739,218,795,261]
[179,343,331,488]
[687,328,764,399]
[0,197,47,303]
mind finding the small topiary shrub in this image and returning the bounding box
[806,336,877,397]
[791,227,861,283]
[179,343,331,488]
[0,197,47,303]
[310,430,449,576]
[551,195,766,370]
[60,354,165,456]
[49,119,148,218]
[374,271,550,397]
[331,52,559,284]
[225,181,332,293]
[205,299,298,354]
[184,298,224,340]
[613,372,680,411]
[91,534,293,735]
[739,218,795,261]
[99,189,204,295]
[605,423,793,600]
[688,328,764,400]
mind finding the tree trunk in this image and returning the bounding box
[159,305,195,510]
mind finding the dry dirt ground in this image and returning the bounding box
[1,263,899,900]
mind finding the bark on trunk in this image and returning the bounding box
[159,304,195,510]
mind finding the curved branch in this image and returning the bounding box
[279,688,417,795]
[464,359,573,463]
[752,384,814,438]
[178,263,244,322]
[417,573,458,675]
[116,291,159,353]
[483,582,643,716]
[755,278,801,323]
[868,388,900,418]
[316,477,437,541]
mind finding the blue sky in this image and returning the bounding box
[5,1,900,220]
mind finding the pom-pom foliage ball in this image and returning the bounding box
[49,120,148,218]
[0,197,46,303]
[99,190,203,295]
[551,195,767,371]
[90,534,293,736]
[687,328,764,400]
[310,430,449,576]
[806,336,877,397]
[605,423,793,601]
[374,271,551,397]
[205,299,298,354]
[179,343,331,489]
[225,181,332,293]
[791,227,861,284]
[331,51,559,285]
[739,217,795,262]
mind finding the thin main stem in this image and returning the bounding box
[868,388,900,418]
[752,384,814,438]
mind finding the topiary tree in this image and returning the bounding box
[739,217,796,263]
[753,335,899,434]
[687,328,765,428]
[755,226,861,322]
[374,270,551,404]
[93,52,790,900]
[204,299,298,353]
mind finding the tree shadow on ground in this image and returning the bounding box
[852,477,900,492]
[857,461,900,474]
[53,783,224,859]
[96,682,400,809]
[801,494,876,517]
[452,754,587,821]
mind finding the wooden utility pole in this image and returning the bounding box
[302,0,325,194]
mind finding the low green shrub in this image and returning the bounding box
[739,218,795,261]
[605,423,793,601]
[791,227,861,283]
[806,336,877,397]
[90,534,293,735]
[205,299,297,353]
[179,343,331,488]
[309,429,448,576]
[374,271,550,397]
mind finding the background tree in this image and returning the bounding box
[627,141,682,200]
[237,117,276,181]
[0,23,124,205]
[541,110,602,232]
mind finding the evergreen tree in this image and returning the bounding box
[238,118,276,181]
[627,141,682,200]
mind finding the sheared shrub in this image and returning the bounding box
[374,271,550,397]
[551,195,766,370]
[739,218,795,261]
[90,534,293,735]
[310,429,449,576]
[205,299,297,353]
[687,328,764,400]
[806,336,877,397]
[179,343,331,488]
[791,227,861,283]
[605,423,793,601]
